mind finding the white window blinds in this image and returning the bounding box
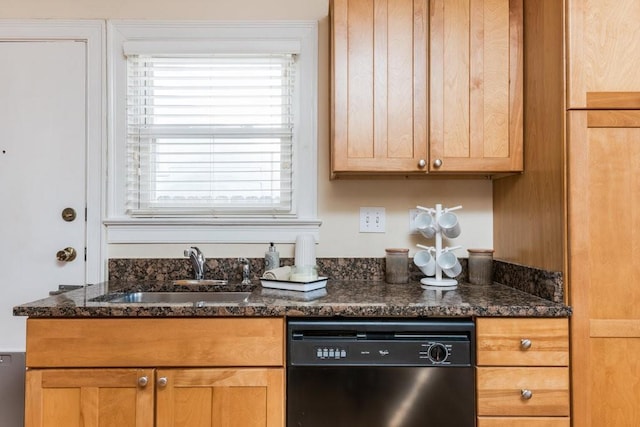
[126,53,296,216]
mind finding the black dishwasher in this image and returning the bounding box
[287,318,475,427]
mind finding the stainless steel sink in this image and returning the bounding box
[107,291,251,304]
[172,279,228,286]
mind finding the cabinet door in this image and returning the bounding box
[429,0,523,173]
[568,111,640,427]
[331,0,428,174]
[156,368,284,427]
[568,0,640,108]
[25,369,154,427]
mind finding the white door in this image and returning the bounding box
[0,40,87,351]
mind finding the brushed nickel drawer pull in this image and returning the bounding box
[521,389,533,400]
[520,338,532,350]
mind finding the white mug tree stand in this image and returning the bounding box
[415,204,463,288]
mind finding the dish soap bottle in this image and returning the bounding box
[265,242,280,271]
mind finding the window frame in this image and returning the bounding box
[106,20,320,243]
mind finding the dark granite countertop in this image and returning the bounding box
[13,279,571,318]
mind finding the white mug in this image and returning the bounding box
[437,252,462,278]
[413,250,436,276]
[438,212,461,239]
[415,212,437,238]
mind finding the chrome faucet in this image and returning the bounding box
[239,257,251,285]
[184,247,206,280]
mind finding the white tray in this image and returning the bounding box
[260,277,328,292]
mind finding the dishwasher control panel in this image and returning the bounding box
[288,319,474,367]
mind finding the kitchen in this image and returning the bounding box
[1,0,639,426]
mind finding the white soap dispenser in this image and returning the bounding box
[265,242,280,271]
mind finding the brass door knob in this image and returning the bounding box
[56,247,77,262]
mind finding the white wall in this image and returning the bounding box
[1,0,494,260]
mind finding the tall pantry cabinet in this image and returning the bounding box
[567,0,640,425]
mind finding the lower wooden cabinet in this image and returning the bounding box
[26,368,154,427]
[476,318,570,425]
[24,318,285,427]
[26,367,283,427]
[156,368,284,427]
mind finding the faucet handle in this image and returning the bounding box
[238,258,251,285]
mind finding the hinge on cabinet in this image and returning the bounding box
[85,206,87,222]
[84,247,87,262]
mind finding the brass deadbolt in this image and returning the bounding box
[61,208,77,222]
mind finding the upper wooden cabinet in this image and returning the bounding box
[331,0,429,174]
[568,0,640,108]
[429,0,523,173]
[331,0,523,176]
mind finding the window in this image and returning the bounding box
[127,53,295,215]
[107,21,320,243]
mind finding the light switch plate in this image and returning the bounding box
[359,207,385,233]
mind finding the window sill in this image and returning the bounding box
[103,218,321,244]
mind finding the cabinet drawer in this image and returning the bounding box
[476,318,569,366]
[477,417,570,427]
[477,367,570,416]
[26,318,284,368]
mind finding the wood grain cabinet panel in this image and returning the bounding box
[477,417,570,427]
[568,0,640,108]
[476,318,569,366]
[26,318,284,368]
[477,367,570,416]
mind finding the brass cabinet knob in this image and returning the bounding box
[520,339,532,350]
[433,158,443,168]
[56,247,77,262]
[138,376,149,387]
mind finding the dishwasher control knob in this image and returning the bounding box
[428,343,448,363]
